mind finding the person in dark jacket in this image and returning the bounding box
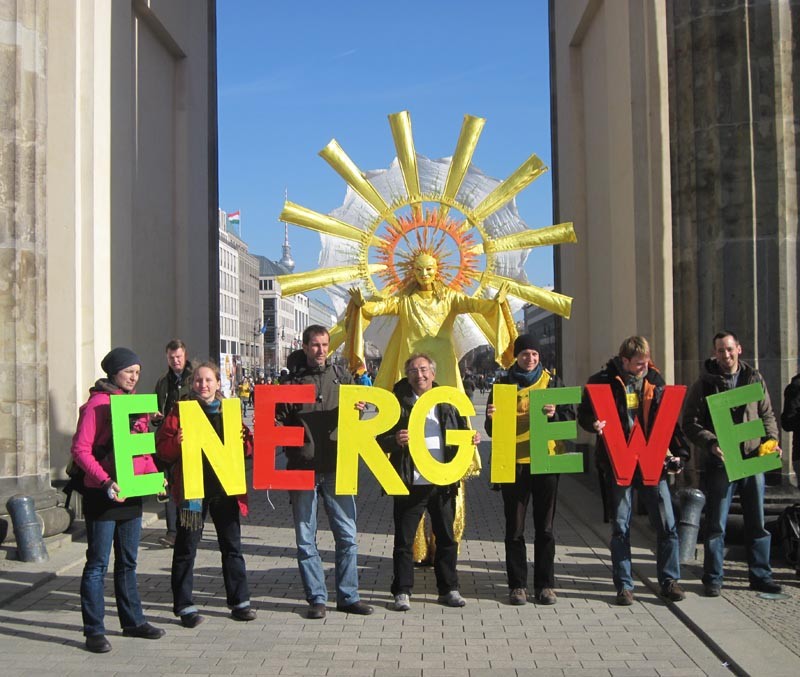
[578,336,689,606]
[683,331,782,596]
[152,338,193,548]
[485,334,574,606]
[156,361,257,628]
[276,325,373,619]
[379,353,479,611]
[781,371,800,483]
[71,347,165,653]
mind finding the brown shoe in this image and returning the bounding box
[615,589,634,606]
[307,603,326,619]
[535,588,557,605]
[336,600,374,615]
[660,580,686,602]
[509,588,527,605]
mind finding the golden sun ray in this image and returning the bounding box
[470,154,547,225]
[277,264,387,298]
[319,140,398,226]
[485,271,573,319]
[388,111,422,220]
[467,222,577,255]
[440,115,485,220]
[279,201,388,248]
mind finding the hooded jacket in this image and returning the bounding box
[70,379,158,490]
[377,378,470,493]
[683,358,778,468]
[577,357,690,475]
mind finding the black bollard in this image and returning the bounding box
[676,488,705,564]
[5,495,49,563]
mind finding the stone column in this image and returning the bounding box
[0,0,70,542]
[668,0,799,485]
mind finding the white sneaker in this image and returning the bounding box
[438,590,466,607]
[393,593,411,611]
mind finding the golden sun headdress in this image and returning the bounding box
[275,111,577,359]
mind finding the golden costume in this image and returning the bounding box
[344,284,516,392]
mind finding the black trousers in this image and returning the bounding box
[392,484,458,595]
[502,466,559,590]
[171,495,250,615]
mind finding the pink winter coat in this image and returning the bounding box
[70,380,158,489]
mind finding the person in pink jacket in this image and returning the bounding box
[71,347,165,653]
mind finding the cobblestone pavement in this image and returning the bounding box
[0,393,797,676]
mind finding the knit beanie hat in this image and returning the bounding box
[513,334,540,357]
[101,347,141,377]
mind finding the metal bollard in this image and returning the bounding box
[5,495,49,563]
[676,488,705,564]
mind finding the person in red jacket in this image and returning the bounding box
[156,361,256,628]
[71,347,165,653]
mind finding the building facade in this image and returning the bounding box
[550,0,799,483]
[218,209,262,388]
[0,0,217,540]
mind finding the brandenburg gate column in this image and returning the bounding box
[0,0,69,540]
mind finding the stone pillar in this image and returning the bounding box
[0,0,69,542]
[668,0,799,485]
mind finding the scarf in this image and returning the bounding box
[179,396,222,530]
[508,362,544,389]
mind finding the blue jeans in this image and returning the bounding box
[290,472,360,606]
[608,475,680,591]
[703,465,772,586]
[80,517,146,636]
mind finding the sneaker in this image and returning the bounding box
[307,603,327,619]
[158,532,176,548]
[393,593,411,611]
[121,622,165,640]
[231,606,257,621]
[85,634,111,653]
[535,588,557,605]
[438,590,466,607]
[509,588,528,606]
[336,600,374,615]
[703,584,721,597]
[749,579,782,594]
[180,612,204,628]
[659,580,685,602]
[615,589,634,606]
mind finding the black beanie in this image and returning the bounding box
[101,347,141,377]
[513,334,539,357]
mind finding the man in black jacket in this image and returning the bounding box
[276,325,373,619]
[379,353,479,611]
[781,371,800,485]
[578,336,689,606]
[485,334,574,606]
[152,338,193,547]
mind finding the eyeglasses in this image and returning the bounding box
[406,367,431,375]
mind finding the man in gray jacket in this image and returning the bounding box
[682,331,782,596]
[276,325,373,619]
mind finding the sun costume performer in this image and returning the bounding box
[273,111,577,559]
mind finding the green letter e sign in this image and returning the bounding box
[706,383,782,482]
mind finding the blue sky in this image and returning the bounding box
[217,0,554,291]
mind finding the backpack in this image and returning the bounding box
[776,503,800,567]
[62,444,113,499]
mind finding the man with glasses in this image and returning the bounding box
[379,353,479,611]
